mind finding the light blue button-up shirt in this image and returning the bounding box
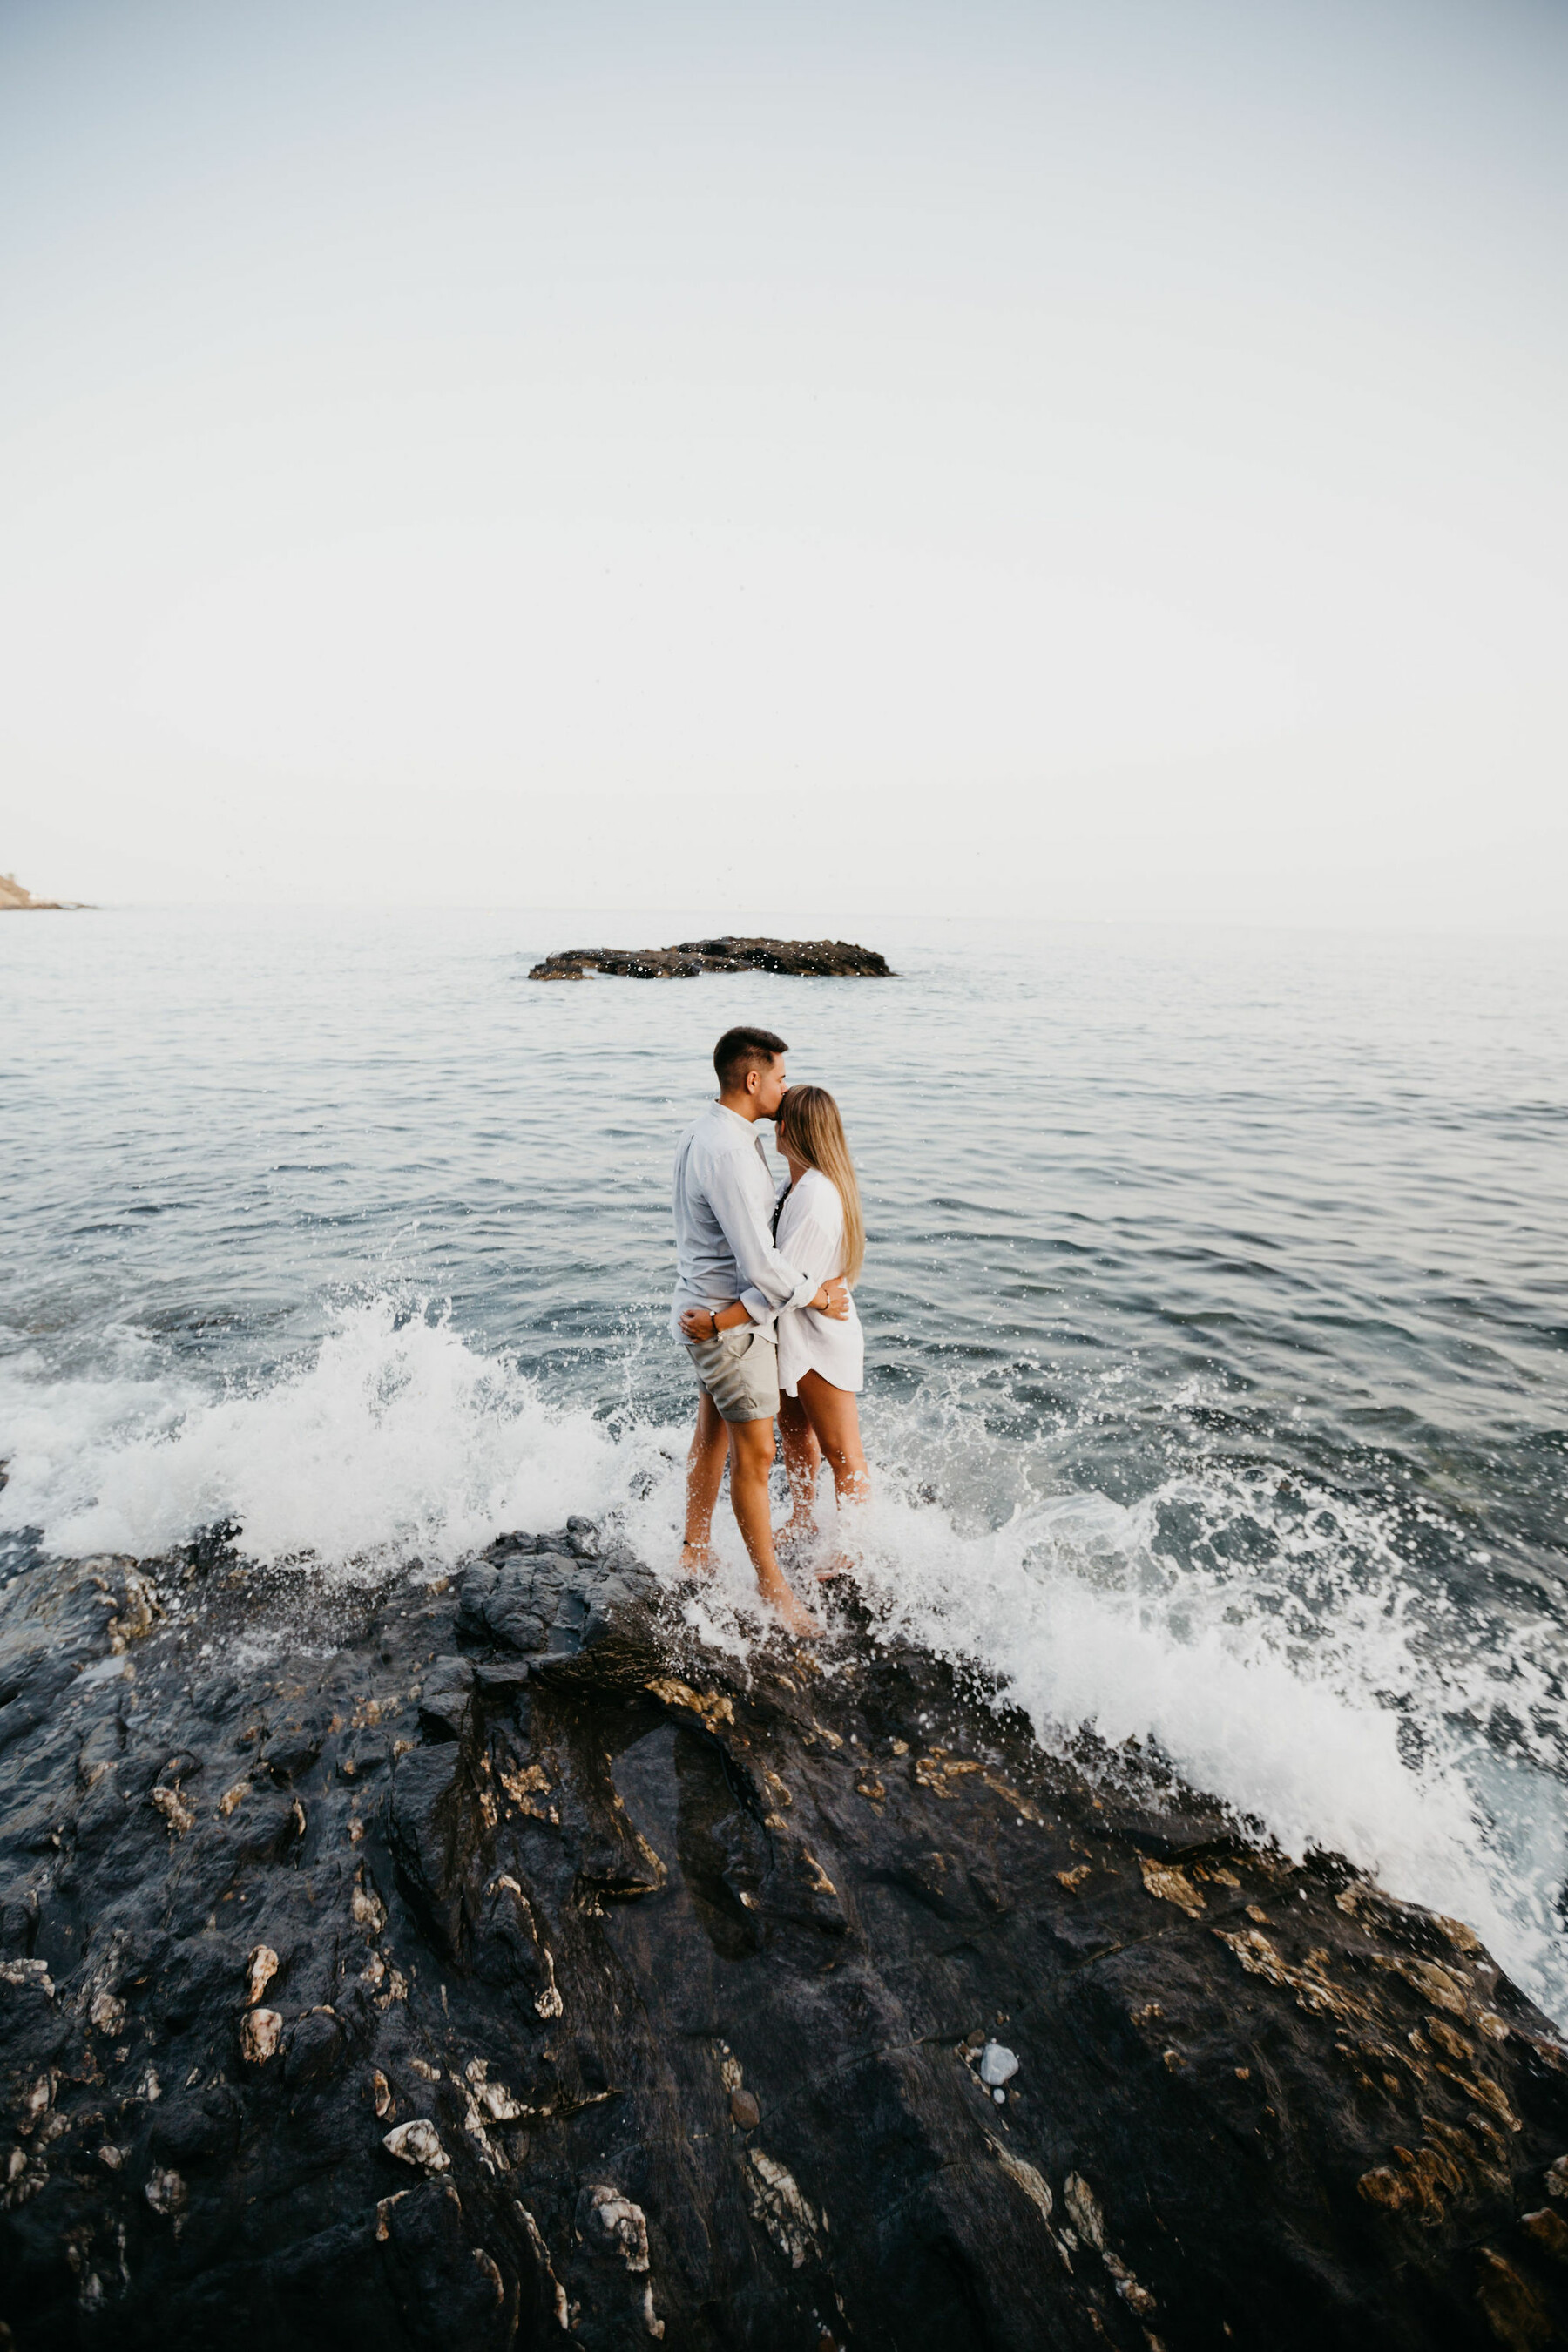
[670,1102,816,1341]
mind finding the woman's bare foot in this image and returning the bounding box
[759,1574,821,1639]
[679,1541,715,1577]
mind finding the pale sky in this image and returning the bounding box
[3,0,1565,927]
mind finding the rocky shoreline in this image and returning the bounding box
[3,1529,1567,2350]
[527,938,892,981]
[0,872,82,912]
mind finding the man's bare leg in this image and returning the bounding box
[728,1416,821,1638]
[777,1393,822,1545]
[681,1390,729,1573]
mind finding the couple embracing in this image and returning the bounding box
[671,1024,870,1638]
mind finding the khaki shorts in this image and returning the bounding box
[685,1326,780,1424]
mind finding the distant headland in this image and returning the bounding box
[528,935,893,980]
[0,869,84,911]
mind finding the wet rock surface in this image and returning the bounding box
[525,937,892,981]
[3,1528,1568,2350]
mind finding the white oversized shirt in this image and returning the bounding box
[670,1103,817,1342]
[774,1167,864,1396]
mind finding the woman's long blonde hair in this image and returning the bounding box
[776,1085,865,1286]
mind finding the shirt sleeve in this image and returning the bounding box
[704,1148,817,1326]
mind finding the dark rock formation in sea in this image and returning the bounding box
[526,938,892,980]
[3,1530,1567,2351]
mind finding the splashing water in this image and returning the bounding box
[0,1301,635,1571]
[3,1294,1564,2014]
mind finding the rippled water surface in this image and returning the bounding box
[4,908,1566,2006]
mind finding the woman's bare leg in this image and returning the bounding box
[795,1371,870,1575]
[777,1393,822,1540]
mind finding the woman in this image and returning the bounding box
[771,1085,870,1564]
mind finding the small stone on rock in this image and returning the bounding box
[978,2041,1019,2089]
[383,2118,449,2172]
[730,2089,760,2129]
[244,1943,279,2006]
[239,2007,282,2065]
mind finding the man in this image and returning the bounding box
[672,1024,848,1635]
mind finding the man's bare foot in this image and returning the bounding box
[759,1577,821,1639]
[679,1541,715,1577]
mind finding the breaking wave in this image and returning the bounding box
[3,1296,1565,2017]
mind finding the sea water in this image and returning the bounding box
[3,907,1565,2011]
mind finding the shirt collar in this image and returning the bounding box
[710,1100,763,1139]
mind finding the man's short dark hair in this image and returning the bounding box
[714,1025,787,1091]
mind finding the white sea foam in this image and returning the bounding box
[842,1486,1561,1997]
[2,1299,1564,2015]
[0,1303,645,1571]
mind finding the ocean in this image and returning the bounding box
[3,906,1565,2013]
